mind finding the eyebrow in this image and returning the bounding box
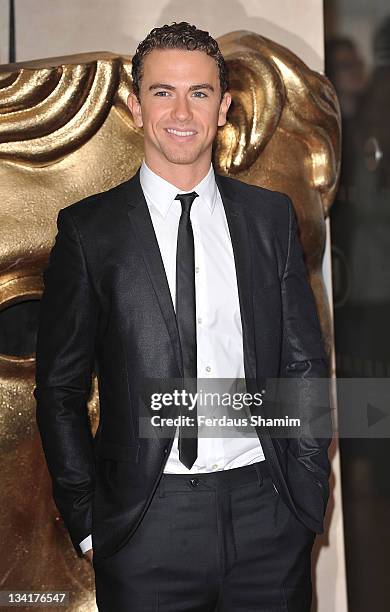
[149,83,215,92]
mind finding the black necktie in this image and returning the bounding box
[175,191,199,469]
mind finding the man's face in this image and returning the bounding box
[127,48,231,171]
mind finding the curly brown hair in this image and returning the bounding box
[131,21,228,100]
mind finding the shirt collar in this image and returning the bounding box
[139,159,217,218]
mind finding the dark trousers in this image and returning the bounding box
[93,461,315,611]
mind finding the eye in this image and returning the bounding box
[192,91,207,98]
[154,91,170,97]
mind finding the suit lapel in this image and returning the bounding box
[215,175,283,485]
[215,173,257,384]
[123,170,184,378]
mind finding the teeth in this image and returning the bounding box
[167,128,196,136]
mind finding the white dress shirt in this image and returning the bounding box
[79,160,265,553]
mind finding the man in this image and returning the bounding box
[35,21,332,612]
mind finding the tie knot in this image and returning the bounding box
[175,191,199,214]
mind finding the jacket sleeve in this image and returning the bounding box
[279,195,333,526]
[34,207,98,557]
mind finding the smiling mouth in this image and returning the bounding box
[166,128,197,137]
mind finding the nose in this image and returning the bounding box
[171,94,193,122]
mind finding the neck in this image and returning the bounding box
[143,156,212,191]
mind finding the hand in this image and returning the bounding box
[84,548,93,563]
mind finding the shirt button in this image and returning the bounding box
[195,266,200,273]
[197,317,202,324]
[205,366,211,373]
[212,464,218,470]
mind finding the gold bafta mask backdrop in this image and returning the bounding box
[0,32,340,610]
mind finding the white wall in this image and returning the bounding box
[14,0,324,70]
[0,0,9,63]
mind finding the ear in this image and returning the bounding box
[127,92,143,128]
[213,44,284,175]
[218,92,232,127]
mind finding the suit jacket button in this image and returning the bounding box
[163,447,168,454]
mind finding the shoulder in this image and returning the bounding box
[57,173,137,227]
[216,174,291,216]
[215,173,293,223]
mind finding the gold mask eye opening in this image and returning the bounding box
[0,275,42,364]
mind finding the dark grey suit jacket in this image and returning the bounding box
[34,168,332,560]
